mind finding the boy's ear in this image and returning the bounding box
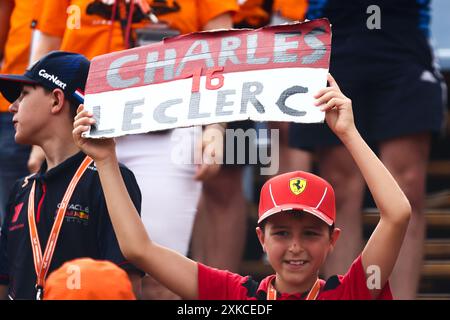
[256,227,266,252]
[329,227,341,252]
[50,88,66,114]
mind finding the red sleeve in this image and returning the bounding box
[338,255,393,300]
[197,263,250,300]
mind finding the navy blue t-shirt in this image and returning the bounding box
[0,152,142,299]
[307,0,431,36]
[307,0,433,78]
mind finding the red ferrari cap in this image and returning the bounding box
[258,171,336,226]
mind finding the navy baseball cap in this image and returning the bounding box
[0,51,90,105]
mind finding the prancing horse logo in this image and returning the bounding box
[289,178,306,195]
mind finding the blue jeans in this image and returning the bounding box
[0,113,30,225]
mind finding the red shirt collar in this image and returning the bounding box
[257,274,326,300]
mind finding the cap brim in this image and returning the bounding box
[258,204,334,226]
[0,74,38,103]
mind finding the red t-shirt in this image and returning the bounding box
[198,255,393,300]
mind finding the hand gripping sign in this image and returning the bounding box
[83,18,331,138]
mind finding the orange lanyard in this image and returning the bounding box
[267,277,321,300]
[27,156,93,300]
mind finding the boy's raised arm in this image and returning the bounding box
[318,74,411,298]
[72,105,199,299]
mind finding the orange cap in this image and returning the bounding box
[44,258,136,300]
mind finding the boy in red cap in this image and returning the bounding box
[72,74,411,300]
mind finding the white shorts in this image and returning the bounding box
[116,127,201,255]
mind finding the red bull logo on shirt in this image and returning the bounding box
[56,203,90,225]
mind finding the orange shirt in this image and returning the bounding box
[38,0,238,60]
[233,0,307,28]
[233,0,269,28]
[273,0,307,21]
[0,0,44,112]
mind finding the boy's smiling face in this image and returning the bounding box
[256,210,340,295]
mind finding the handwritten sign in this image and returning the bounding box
[83,18,331,138]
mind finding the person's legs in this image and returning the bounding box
[380,133,430,299]
[191,165,247,272]
[318,144,365,278]
[368,60,444,298]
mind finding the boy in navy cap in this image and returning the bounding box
[0,51,143,300]
[73,74,411,300]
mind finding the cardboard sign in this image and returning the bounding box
[83,18,331,138]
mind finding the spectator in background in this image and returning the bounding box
[33,0,237,300]
[289,0,446,299]
[0,0,44,226]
